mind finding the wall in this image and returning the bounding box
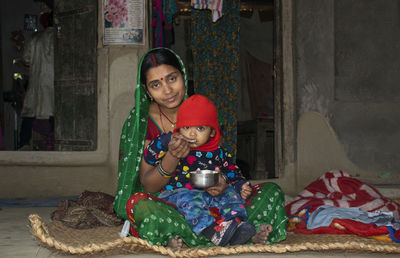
[293,0,400,191]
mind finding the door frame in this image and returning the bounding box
[274,0,296,178]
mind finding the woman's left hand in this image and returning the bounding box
[205,168,227,196]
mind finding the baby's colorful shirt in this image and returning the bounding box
[144,132,248,193]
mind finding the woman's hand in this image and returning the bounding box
[240,182,252,200]
[168,133,191,159]
[206,168,228,197]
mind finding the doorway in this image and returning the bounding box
[0,0,97,151]
[164,0,279,180]
[237,1,276,180]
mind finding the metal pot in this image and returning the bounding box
[189,169,219,188]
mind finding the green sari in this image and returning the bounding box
[113,47,188,218]
[113,48,287,247]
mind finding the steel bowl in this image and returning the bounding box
[189,169,219,188]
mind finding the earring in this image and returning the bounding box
[143,87,153,101]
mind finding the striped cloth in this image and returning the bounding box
[286,170,400,219]
[191,0,224,22]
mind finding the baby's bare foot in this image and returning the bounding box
[252,224,272,244]
[167,237,184,248]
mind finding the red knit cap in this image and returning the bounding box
[174,95,220,151]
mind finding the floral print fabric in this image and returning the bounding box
[191,0,240,155]
[143,132,247,192]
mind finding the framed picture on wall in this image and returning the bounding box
[103,0,145,45]
[24,14,38,32]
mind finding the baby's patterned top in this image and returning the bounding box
[144,132,248,193]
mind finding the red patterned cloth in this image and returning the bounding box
[285,170,400,242]
[286,170,400,218]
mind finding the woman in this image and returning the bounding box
[113,48,287,247]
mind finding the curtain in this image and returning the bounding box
[191,0,240,155]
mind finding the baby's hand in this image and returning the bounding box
[205,168,227,197]
[241,182,252,200]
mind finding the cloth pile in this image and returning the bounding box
[286,170,400,242]
[51,190,123,229]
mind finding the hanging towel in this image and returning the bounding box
[191,0,224,22]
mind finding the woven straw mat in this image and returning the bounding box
[29,214,400,257]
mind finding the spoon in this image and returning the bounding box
[177,134,196,143]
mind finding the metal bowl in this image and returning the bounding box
[189,169,219,188]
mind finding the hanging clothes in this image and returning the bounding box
[191,0,239,155]
[152,0,177,47]
[152,0,164,47]
[191,0,224,22]
[164,0,177,24]
[163,0,177,47]
[22,26,55,119]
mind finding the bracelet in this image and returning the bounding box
[156,162,174,178]
[157,163,171,178]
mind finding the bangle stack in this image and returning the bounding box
[157,162,174,178]
[221,173,228,182]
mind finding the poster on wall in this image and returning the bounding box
[24,14,38,32]
[103,0,145,45]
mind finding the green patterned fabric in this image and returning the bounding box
[134,199,213,247]
[113,48,188,220]
[246,182,288,244]
[191,0,240,155]
[133,182,287,247]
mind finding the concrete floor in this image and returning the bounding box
[1,206,400,258]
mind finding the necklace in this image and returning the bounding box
[158,104,176,132]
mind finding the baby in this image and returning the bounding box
[144,95,271,247]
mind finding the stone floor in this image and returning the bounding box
[1,206,399,258]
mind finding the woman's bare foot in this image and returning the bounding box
[167,237,184,248]
[252,224,272,244]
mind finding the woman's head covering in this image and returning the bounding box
[174,95,220,151]
[113,48,187,219]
